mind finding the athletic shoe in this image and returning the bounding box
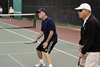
[34,63,46,67]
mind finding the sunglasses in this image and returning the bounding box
[77,9,83,12]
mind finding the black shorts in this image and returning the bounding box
[36,40,57,54]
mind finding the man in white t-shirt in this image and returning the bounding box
[0,6,3,18]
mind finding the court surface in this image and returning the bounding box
[0,21,99,67]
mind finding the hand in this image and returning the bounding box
[24,40,37,44]
[33,40,37,43]
[43,41,48,48]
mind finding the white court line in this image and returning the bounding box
[57,25,80,31]
[0,51,59,56]
[54,48,78,58]
[58,39,78,46]
[7,54,26,67]
[0,41,30,44]
[1,22,79,46]
[0,26,33,41]
[0,23,78,59]
[1,22,100,66]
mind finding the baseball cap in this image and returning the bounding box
[75,3,91,11]
[36,8,47,13]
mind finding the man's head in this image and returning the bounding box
[75,3,91,20]
[36,8,47,19]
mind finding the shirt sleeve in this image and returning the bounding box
[41,21,47,32]
[47,19,55,31]
[41,22,43,31]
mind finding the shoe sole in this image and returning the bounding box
[34,64,46,67]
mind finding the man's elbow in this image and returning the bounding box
[50,31,54,35]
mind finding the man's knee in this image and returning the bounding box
[80,65,84,67]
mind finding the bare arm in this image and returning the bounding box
[35,31,44,42]
[46,31,54,43]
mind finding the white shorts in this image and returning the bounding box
[80,52,100,67]
[85,52,100,67]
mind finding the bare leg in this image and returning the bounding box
[35,50,45,67]
[44,52,52,67]
[80,65,84,67]
[37,50,43,59]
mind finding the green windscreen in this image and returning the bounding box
[13,0,22,19]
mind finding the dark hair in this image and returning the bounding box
[36,8,47,14]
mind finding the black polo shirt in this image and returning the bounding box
[41,17,57,42]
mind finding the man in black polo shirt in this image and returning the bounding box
[34,8,57,67]
[75,3,100,67]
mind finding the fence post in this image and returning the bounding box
[33,14,36,28]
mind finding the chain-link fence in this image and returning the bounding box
[0,0,100,27]
[22,0,100,27]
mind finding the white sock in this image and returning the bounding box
[39,59,44,64]
[48,64,53,67]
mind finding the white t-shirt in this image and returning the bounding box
[83,14,91,27]
[0,8,3,13]
[9,8,14,13]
